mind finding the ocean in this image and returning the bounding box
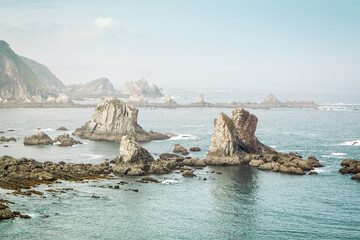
[0,88,359,239]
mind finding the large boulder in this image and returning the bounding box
[23,131,53,145]
[112,135,155,176]
[205,109,275,165]
[72,97,169,142]
[173,144,189,155]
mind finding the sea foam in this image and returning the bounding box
[340,140,360,146]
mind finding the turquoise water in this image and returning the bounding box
[0,90,359,239]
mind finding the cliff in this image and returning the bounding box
[0,40,64,100]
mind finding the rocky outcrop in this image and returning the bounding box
[0,203,14,220]
[339,159,360,180]
[205,108,323,175]
[173,144,189,155]
[262,94,282,106]
[112,135,155,176]
[205,109,275,165]
[23,131,53,145]
[189,147,201,152]
[72,97,169,142]
[0,155,112,191]
[54,134,82,147]
[164,94,177,105]
[123,78,163,97]
[55,94,72,104]
[56,126,68,131]
[0,136,16,142]
[63,78,116,98]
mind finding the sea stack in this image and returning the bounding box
[205,108,322,175]
[72,97,169,142]
[205,108,275,165]
[112,135,155,175]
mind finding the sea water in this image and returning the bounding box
[0,89,359,239]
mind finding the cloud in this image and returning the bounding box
[93,17,119,29]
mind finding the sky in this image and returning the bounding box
[0,0,359,91]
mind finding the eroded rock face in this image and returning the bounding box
[72,97,169,142]
[23,131,53,145]
[205,109,275,165]
[112,135,154,176]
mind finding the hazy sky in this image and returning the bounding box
[0,0,359,91]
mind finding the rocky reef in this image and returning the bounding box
[339,159,360,180]
[205,108,323,175]
[123,78,163,97]
[73,97,169,142]
[0,155,112,191]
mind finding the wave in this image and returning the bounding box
[82,154,104,159]
[319,105,360,111]
[322,153,347,159]
[269,145,277,149]
[162,179,178,184]
[168,134,198,140]
[38,128,55,132]
[340,140,360,146]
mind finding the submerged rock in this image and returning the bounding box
[56,126,68,131]
[23,131,53,145]
[0,136,16,142]
[72,97,169,142]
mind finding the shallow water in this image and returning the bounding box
[0,90,359,239]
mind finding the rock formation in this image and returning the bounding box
[63,78,116,98]
[205,108,323,175]
[123,78,163,97]
[72,97,169,142]
[339,159,360,180]
[0,155,112,191]
[23,131,53,145]
[164,94,177,105]
[173,144,189,155]
[206,109,275,165]
[262,94,282,106]
[112,135,155,175]
[0,40,64,101]
[54,134,82,147]
[55,94,72,104]
[197,94,204,104]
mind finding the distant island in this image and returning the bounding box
[0,40,317,109]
